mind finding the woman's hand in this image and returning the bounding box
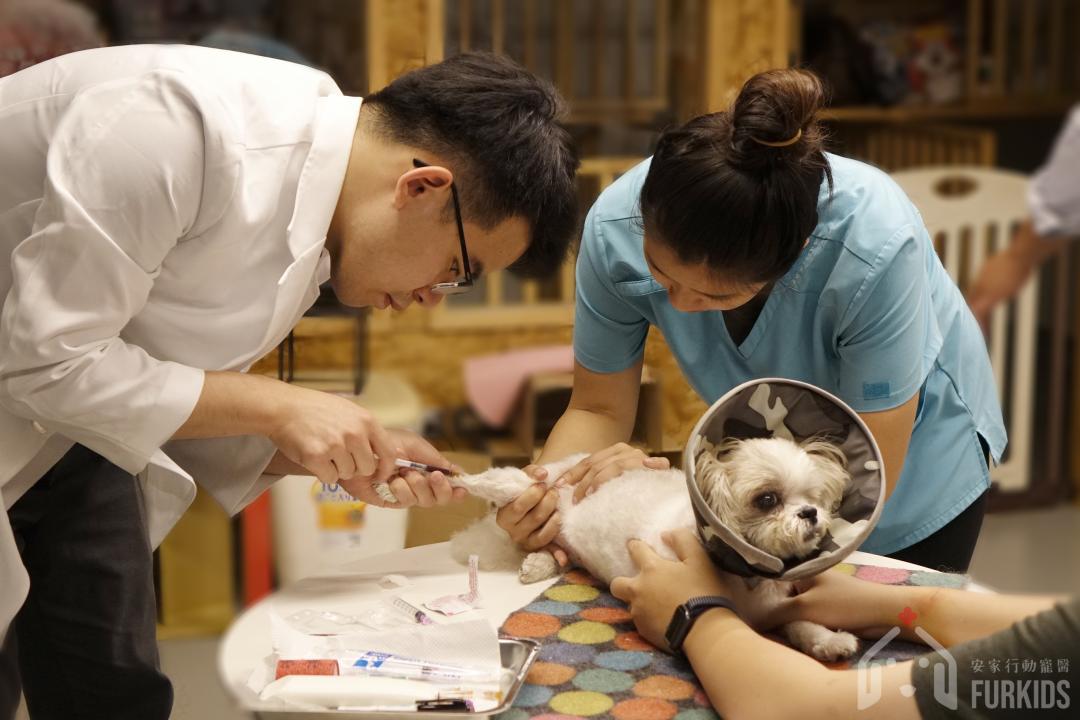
[611,528,766,650]
[553,443,671,503]
[495,465,566,559]
[770,568,913,638]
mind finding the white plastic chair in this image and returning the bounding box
[891,167,1035,493]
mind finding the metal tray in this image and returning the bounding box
[254,637,540,720]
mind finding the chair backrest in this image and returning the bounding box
[891,167,1034,493]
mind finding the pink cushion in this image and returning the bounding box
[464,345,575,427]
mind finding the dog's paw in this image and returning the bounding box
[519,552,560,583]
[809,631,859,662]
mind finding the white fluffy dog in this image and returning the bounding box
[449,437,860,661]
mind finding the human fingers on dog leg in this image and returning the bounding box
[557,455,594,490]
[528,511,561,551]
[548,544,569,568]
[496,484,546,543]
[429,472,453,505]
[523,464,549,482]
[401,470,436,508]
[520,490,560,550]
[429,472,467,504]
[571,473,594,504]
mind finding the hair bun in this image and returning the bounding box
[729,68,826,171]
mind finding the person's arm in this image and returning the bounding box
[611,529,918,720]
[683,611,917,720]
[544,360,671,500]
[775,568,1064,647]
[858,393,918,500]
[537,360,644,462]
[615,530,1068,719]
[497,198,665,547]
[968,220,1070,328]
[968,106,1080,327]
[176,371,461,508]
[0,73,209,476]
[495,359,672,550]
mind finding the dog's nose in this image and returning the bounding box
[797,507,818,524]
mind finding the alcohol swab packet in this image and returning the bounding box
[425,555,483,616]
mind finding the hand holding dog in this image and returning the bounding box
[611,528,771,650]
[554,443,671,503]
[495,463,568,564]
[769,568,919,639]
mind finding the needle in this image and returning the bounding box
[394,458,453,475]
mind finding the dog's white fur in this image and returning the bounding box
[449,438,860,661]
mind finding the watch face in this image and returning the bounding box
[665,604,694,650]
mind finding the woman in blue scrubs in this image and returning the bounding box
[497,69,1005,572]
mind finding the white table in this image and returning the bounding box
[219,542,946,713]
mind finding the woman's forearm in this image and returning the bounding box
[908,587,1063,647]
[684,609,917,719]
[536,406,633,464]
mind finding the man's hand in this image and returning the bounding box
[268,384,399,487]
[610,528,765,650]
[967,221,1068,331]
[967,245,1037,331]
[551,443,670,504]
[355,428,466,508]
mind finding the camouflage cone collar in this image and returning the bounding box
[683,378,887,581]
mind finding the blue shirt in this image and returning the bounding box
[574,153,1007,554]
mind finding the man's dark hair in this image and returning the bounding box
[640,68,832,286]
[364,52,579,278]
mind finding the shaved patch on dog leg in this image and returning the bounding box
[520,551,561,583]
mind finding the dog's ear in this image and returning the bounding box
[695,450,735,519]
[712,436,743,460]
[800,438,850,501]
[800,437,847,469]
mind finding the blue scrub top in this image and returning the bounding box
[574,153,1007,554]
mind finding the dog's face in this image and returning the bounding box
[698,437,850,561]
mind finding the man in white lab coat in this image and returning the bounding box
[0,45,579,719]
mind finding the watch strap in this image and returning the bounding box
[665,595,738,652]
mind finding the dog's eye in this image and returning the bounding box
[754,492,780,510]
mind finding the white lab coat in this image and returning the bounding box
[0,45,360,637]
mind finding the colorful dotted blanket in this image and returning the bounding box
[496,563,968,720]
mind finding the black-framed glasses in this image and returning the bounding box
[412,158,474,295]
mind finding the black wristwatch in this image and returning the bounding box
[665,596,738,653]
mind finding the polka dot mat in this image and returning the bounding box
[497,563,966,719]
